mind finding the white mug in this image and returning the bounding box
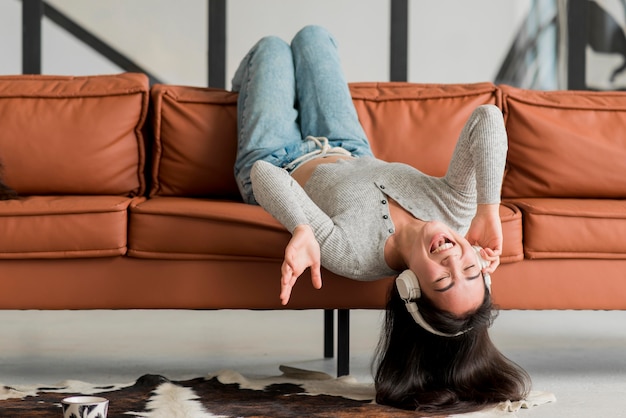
[61,396,109,418]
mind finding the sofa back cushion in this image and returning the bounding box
[351,82,501,176]
[501,85,626,198]
[0,73,149,196]
[149,85,240,199]
[149,82,500,199]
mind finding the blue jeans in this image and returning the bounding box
[232,25,373,204]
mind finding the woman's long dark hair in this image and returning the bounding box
[0,161,17,200]
[373,279,531,414]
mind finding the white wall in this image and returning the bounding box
[225,0,390,85]
[409,1,532,83]
[0,0,23,75]
[0,0,531,87]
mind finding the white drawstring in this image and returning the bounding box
[284,136,351,173]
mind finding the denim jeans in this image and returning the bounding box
[231,25,373,204]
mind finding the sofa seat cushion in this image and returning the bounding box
[130,197,523,268]
[128,197,289,259]
[0,196,135,259]
[509,198,626,259]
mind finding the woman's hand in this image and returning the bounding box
[280,224,322,305]
[466,204,502,273]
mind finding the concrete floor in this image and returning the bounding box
[0,309,625,417]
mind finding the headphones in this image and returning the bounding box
[395,246,492,337]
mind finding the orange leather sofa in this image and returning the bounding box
[1,73,625,371]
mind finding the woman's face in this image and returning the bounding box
[409,221,486,317]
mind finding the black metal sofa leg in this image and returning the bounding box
[337,309,350,376]
[324,309,334,358]
[323,309,351,376]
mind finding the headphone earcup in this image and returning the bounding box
[396,269,421,300]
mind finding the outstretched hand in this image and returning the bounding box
[280,224,322,305]
[466,204,502,274]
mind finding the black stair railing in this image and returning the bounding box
[20,0,162,85]
[20,0,409,89]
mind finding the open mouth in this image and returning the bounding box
[430,234,455,254]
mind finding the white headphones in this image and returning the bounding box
[395,246,492,337]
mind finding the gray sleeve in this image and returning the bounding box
[443,104,508,204]
[250,160,364,278]
[250,160,318,233]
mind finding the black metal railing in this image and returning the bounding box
[208,0,226,88]
[22,0,626,91]
[19,0,410,89]
[20,0,162,84]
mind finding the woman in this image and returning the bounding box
[232,25,530,412]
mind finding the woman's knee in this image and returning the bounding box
[232,35,291,91]
[254,35,291,58]
[292,25,334,49]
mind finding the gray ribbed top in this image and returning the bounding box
[250,105,507,280]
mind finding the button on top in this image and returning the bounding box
[382,214,388,219]
[379,185,385,189]
[381,199,387,205]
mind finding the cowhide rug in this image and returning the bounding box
[0,366,554,417]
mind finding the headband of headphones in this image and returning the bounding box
[395,246,491,337]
